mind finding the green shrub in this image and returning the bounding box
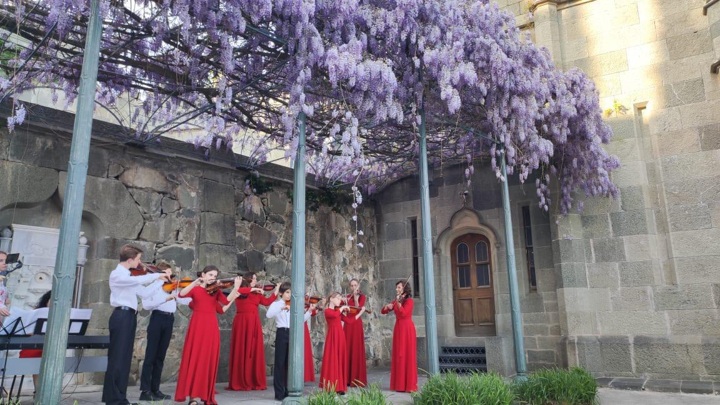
[345,384,388,405]
[412,372,513,405]
[307,388,343,405]
[514,367,598,405]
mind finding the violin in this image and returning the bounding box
[396,292,410,305]
[129,262,164,276]
[162,277,193,293]
[305,295,324,311]
[282,299,291,311]
[344,305,371,316]
[256,281,277,292]
[205,278,236,294]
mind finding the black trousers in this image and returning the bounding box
[102,307,137,405]
[140,310,174,393]
[273,328,290,400]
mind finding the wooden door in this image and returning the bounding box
[451,234,496,336]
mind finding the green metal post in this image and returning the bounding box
[418,106,440,376]
[36,0,103,403]
[284,112,307,404]
[499,146,527,380]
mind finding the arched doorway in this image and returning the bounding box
[451,233,496,336]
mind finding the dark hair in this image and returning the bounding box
[242,272,256,288]
[279,281,291,294]
[196,265,219,277]
[396,280,412,296]
[119,244,143,262]
[37,291,51,309]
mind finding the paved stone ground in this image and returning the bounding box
[9,370,720,404]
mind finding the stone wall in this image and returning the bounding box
[0,109,380,385]
[528,0,720,381]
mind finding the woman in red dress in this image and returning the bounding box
[381,281,417,392]
[227,272,279,391]
[174,266,241,405]
[345,279,367,387]
[303,301,318,382]
[319,293,347,393]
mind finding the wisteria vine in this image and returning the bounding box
[0,0,619,219]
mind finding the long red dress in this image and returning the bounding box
[304,309,317,382]
[345,293,367,387]
[174,286,230,405]
[319,308,348,393]
[227,288,276,390]
[381,297,418,392]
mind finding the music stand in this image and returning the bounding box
[0,315,33,399]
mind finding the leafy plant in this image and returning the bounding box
[514,367,598,405]
[288,186,353,212]
[345,383,387,405]
[307,388,343,405]
[245,172,274,195]
[412,372,513,405]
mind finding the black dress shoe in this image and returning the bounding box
[153,390,172,400]
[139,390,154,401]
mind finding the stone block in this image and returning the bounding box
[667,29,713,60]
[668,310,720,335]
[535,267,557,292]
[552,239,586,263]
[533,245,554,269]
[611,287,652,312]
[634,336,704,375]
[265,190,288,216]
[59,173,144,239]
[671,228,720,257]
[599,336,633,373]
[128,188,163,219]
[559,288,611,312]
[702,338,720,374]
[238,194,265,225]
[587,262,620,289]
[94,238,156,261]
[249,223,277,252]
[161,196,180,214]
[140,215,180,243]
[520,294,546,314]
[592,238,626,263]
[581,214,611,239]
[610,210,650,236]
[118,165,172,193]
[382,239,411,261]
[674,256,720,284]
[700,123,720,151]
[661,78,706,108]
[655,128,701,157]
[619,260,655,286]
[664,177,720,206]
[198,244,237,273]
[384,221,407,241]
[654,284,717,310]
[574,336,602,372]
[264,255,288,278]
[569,50,629,78]
[644,379,682,393]
[528,350,556,364]
[237,249,265,273]
[624,234,658,262]
[156,245,195,272]
[202,179,235,215]
[564,312,598,335]
[598,312,667,335]
[177,184,199,210]
[555,263,588,288]
[199,212,234,245]
[0,161,58,210]
[667,204,712,232]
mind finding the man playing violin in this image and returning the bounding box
[102,244,172,405]
[138,261,191,401]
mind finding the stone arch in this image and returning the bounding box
[435,208,501,339]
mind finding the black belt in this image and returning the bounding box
[115,306,137,314]
[277,327,289,330]
[152,310,174,316]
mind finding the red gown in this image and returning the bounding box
[174,286,230,405]
[227,288,276,390]
[344,294,367,387]
[381,297,417,392]
[319,308,348,393]
[304,309,318,382]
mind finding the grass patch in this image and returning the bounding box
[514,367,598,405]
[412,372,514,405]
[345,384,387,405]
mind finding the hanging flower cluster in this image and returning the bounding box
[0,0,618,217]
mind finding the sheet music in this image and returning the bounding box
[0,308,93,335]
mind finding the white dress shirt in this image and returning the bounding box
[266,299,290,328]
[109,264,162,310]
[141,280,192,312]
